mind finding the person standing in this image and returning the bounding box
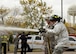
[0,35,9,54]
[44,15,69,54]
[39,25,55,54]
[14,33,20,54]
[19,32,28,54]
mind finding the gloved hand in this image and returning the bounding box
[39,28,46,33]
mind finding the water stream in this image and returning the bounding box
[0,26,39,32]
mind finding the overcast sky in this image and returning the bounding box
[0,0,76,21]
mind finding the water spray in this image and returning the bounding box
[0,26,39,32]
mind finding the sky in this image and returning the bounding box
[0,0,76,22]
[43,0,76,22]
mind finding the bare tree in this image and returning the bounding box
[0,6,10,24]
[10,7,22,16]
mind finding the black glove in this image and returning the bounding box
[39,28,46,33]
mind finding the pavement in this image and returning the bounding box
[5,52,44,54]
[4,51,76,54]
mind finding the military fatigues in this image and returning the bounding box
[0,35,9,54]
[14,34,20,54]
[41,25,56,54]
[43,32,55,54]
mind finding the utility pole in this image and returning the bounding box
[61,0,63,18]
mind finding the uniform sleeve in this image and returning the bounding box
[7,36,9,41]
[46,24,61,35]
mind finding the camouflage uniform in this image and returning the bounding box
[44,32,55,54]
[14,34,20,54]
[41,25,55,54]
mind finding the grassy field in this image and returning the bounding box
[7,44,14,53]
[6,44,43,53]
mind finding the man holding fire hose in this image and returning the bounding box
[39,14,69,54]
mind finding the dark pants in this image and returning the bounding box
[21,43,27,54]
[2,43,7,54]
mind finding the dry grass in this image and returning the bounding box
[7,44,14,53]
[6,44,43,53]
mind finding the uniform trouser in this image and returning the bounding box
[52,45,67,54]
[52,47,64,54]
[44,42,48,54]
[2,43,7,54]
[7,41,10,51]
[21,43,27,54]
[44,42,54,54]
[14,43,18,54]
[14,38,19,54]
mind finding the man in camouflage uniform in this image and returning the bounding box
[39,20,56,54]
[43,33,55,54]
[14,33,20,54]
